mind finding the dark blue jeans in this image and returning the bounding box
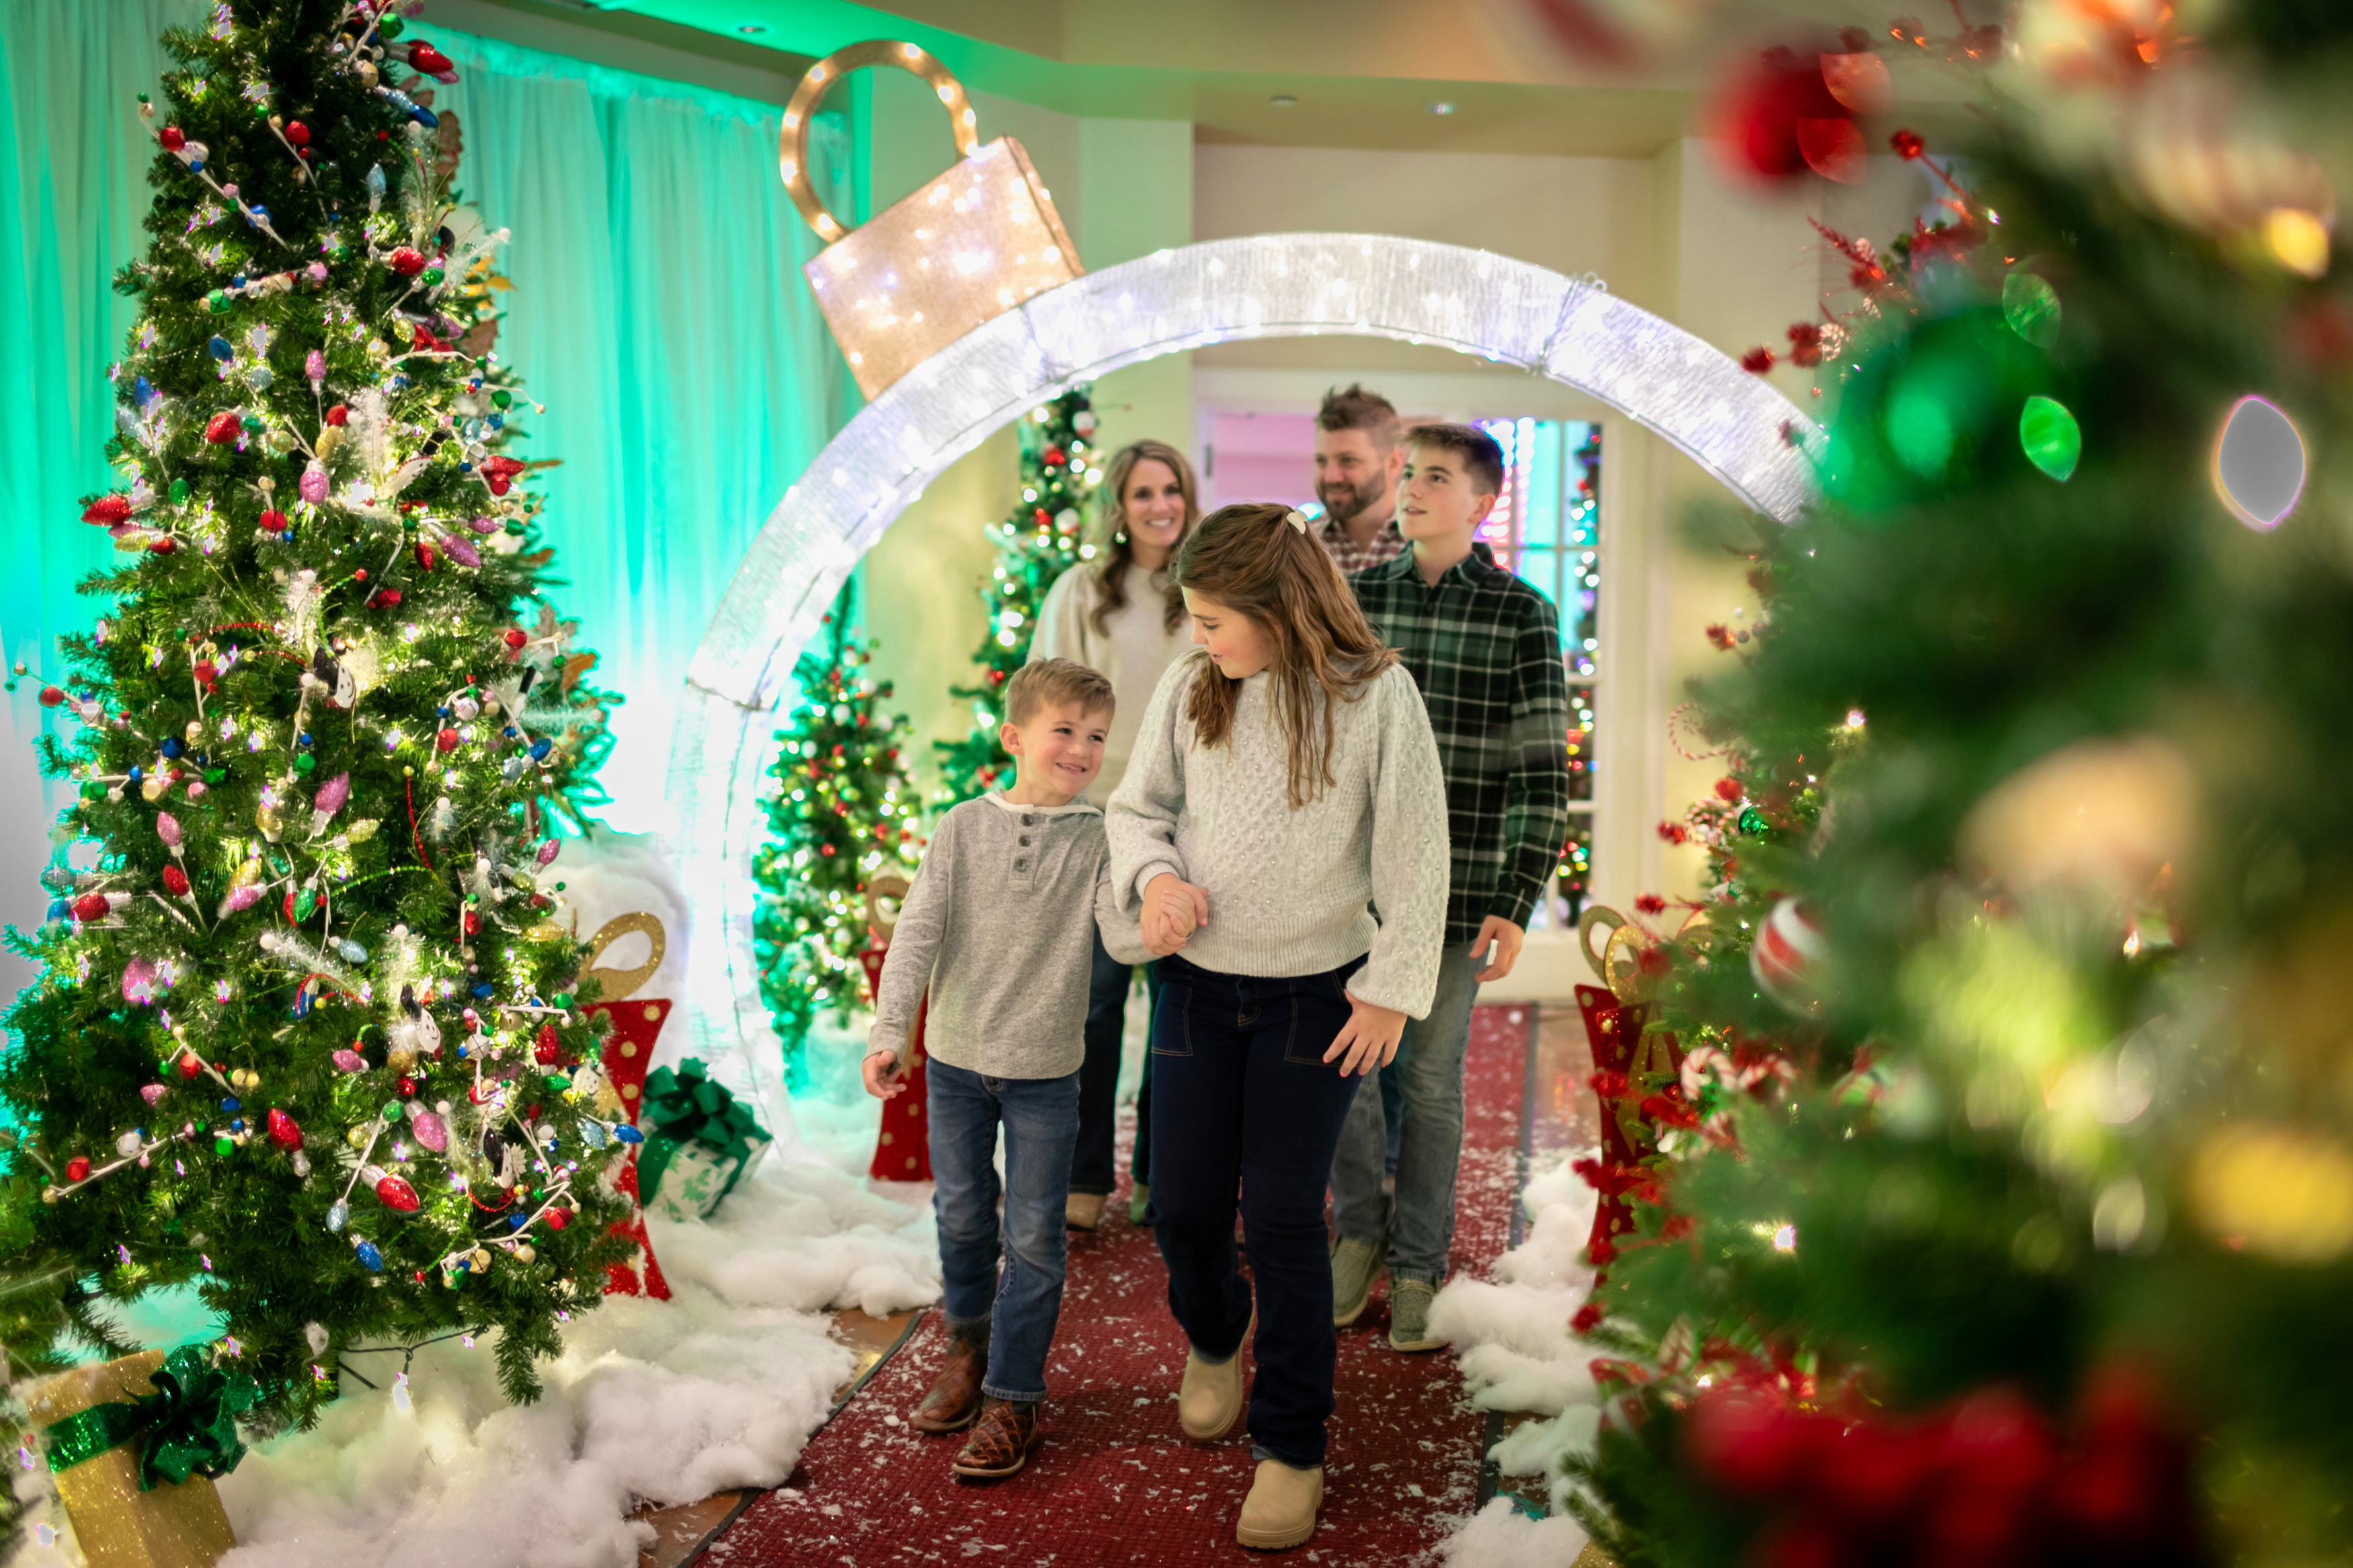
[1072,941,1164,1196]
[928,1058,1082,1403]
[1149,953,1365,1469]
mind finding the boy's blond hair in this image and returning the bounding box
[1006,657,1116,726]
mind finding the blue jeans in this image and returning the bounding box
[1149,953,1365,1469]
[1072,943,1164,1196]
[927,1058,1082,1404]
[1329,940,1484,1285]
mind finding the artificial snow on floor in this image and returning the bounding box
[1429,1149,1603,1554]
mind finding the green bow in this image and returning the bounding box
[637,1057,768,1205]
[44,1344,263,1491]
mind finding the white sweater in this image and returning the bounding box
[1029,565,1195,807]
[1106,653,1450,1019]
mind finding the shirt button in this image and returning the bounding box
[1022,815,1035,826]
[1019,835,1032,846]
[1014,859,1029,871]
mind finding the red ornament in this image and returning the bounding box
[284,120,310,147]
[82,494,132,525]
[368,589,403,610]
[266,1108,303,1151]
[204,411,243,444]
[194,662,218,690]
[148,537,176,556]
[71,893,109,922]
[258,509,288,533]
[161,865,190,897]
[1712,45,1861,186]
[159,126,186,151]
[407,41,455,75]
[534,1023,561,1065]
[325,403,350,426]
[501,628,528,651]
[1571,1303,1603,1335]
[389,247,427,277]
[481,456,527,495]
[397,1076,418,1098]
[38,686,65,708]
[436,727,461,753]
[1787,322,1827,368]
[1890,128,1925,161]
[177,1055,202,1080]
[1042,446,1066,468]
[1740,347,1777,374]
[65,1156,91,1183]
[415,541,436,572]
[374,1171,422,1212]
[463,910,482,937]
[545,1206,571,1231]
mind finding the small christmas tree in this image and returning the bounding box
[752,585,924,1090]
[1569,13,2353,1564]
[0,3,628,1430]
[931,386,1101,806]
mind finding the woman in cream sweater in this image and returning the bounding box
[1028,438,1200,1230]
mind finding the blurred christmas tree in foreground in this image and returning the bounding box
[931,386,1100,805]
[1571,6,2353,1565]
[752,583,922,1090]
[0,0,629,1433]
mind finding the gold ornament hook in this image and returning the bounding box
[780,40,980,245]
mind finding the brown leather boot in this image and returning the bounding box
[910,1321,988,1434]
[951,1399,1043,1479]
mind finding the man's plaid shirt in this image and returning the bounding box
[1317,513,1407,575]
[1350,545,1572,944]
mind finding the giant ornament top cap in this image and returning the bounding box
[781,40,1084,399]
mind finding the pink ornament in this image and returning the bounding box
[305,349,326,382]
[535,839,560,867]
[219,884,263,917]
[374,1171,422,1213]
[439,534,480,568]
[312,772,351,819]
[411,1111,448,1153]
[467,515,502,535]
[331,1049,366,1073]
[298,463,329,503]
[140,1083,167,1107]
[307,261,329,284]
[185,780,207,800]
[156,812,183,849]
[121,957,173,1005]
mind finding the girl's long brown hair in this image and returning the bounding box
[1172,502,1400,809]
[1090,440,1201,638]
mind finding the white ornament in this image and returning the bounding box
[1750,899,1830,1016]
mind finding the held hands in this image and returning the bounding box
[1143,873,1210,957]
[1473,915,1526,983]
[1324,992,1409,1077]
[862,1049,908,1100]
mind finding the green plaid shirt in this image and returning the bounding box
[1350,545,1572,944]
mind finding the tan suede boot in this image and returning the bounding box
[1235,1457,1324,1550]
[1177,1305,1254,1440]
[1065,1192,1107,1231]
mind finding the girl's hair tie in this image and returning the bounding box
[1281,508,1309,534]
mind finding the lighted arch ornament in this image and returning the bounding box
[662,231,1819,1119]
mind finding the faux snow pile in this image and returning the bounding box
[1431,1149,1605,1547]
[206,1155,938,1568]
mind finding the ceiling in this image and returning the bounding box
[502,0,1990,157]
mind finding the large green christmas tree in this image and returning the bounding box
[751,585,923,1090]
[1570,9,2353,1565]
[931,386,1101,805]
[0,1,629,1430]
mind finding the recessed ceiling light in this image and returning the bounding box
[1269,94,1298,108]
[1427,101,1457,116]
[737,22,768,33]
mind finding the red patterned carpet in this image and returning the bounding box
[717,1004,1532,1566]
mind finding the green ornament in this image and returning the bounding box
[294,753,317,774]
[206,290,232,314]
[81,782,106,800]
[213,1137,233,1157]
[204,768,225,785]
[378,15,404,38]
[240,415,264,436]
[490,390,512,409]
[2002,272,2062,349]
[330,243,351,262]
[422,267,444,286]
[551,992,573,1008]
[292,890,317,923]
[2020,395,2082,483]
[1737,807,1771,837]
[504,520,525,535]
[382,1102,402,1122]
[169,479,190,505]
[545,1075,569,1091]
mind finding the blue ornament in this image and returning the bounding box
[125,766,144,786]
[454,1042,469,1059]
[528,739,552,761]
[229,1118,245,1133]
[160,737,183,759]
[354,1239,383,1271]
[507,1214,526,1231]
[231,274,247,288]
[471,983,494,1001]
[220,1097,240,1113]
[245,204,270,226]
[437,706,452,718]
[487,415,504,431]
[502,727,518,740]
[581,1122,607,1149]
[297,731,313,747]
[45,899,69,924]
[613,1124,644,1145]
[207,336,233,361]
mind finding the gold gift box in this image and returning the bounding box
[24,1350,236,1568]
[781,40,1084,400]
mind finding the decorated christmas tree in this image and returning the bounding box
[751,584,923,1089]
[0,1,630,1430]
[1570,9,2353,1565]
[931,385,1101,805]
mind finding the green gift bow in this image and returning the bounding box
[44,1344,263,1491]
[637,1057,768,1209]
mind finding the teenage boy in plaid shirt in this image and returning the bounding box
[1328,421,1572,1352]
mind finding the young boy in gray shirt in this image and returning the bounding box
[862,658,1148,1481]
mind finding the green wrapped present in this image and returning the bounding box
[638,1058,771,1222]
